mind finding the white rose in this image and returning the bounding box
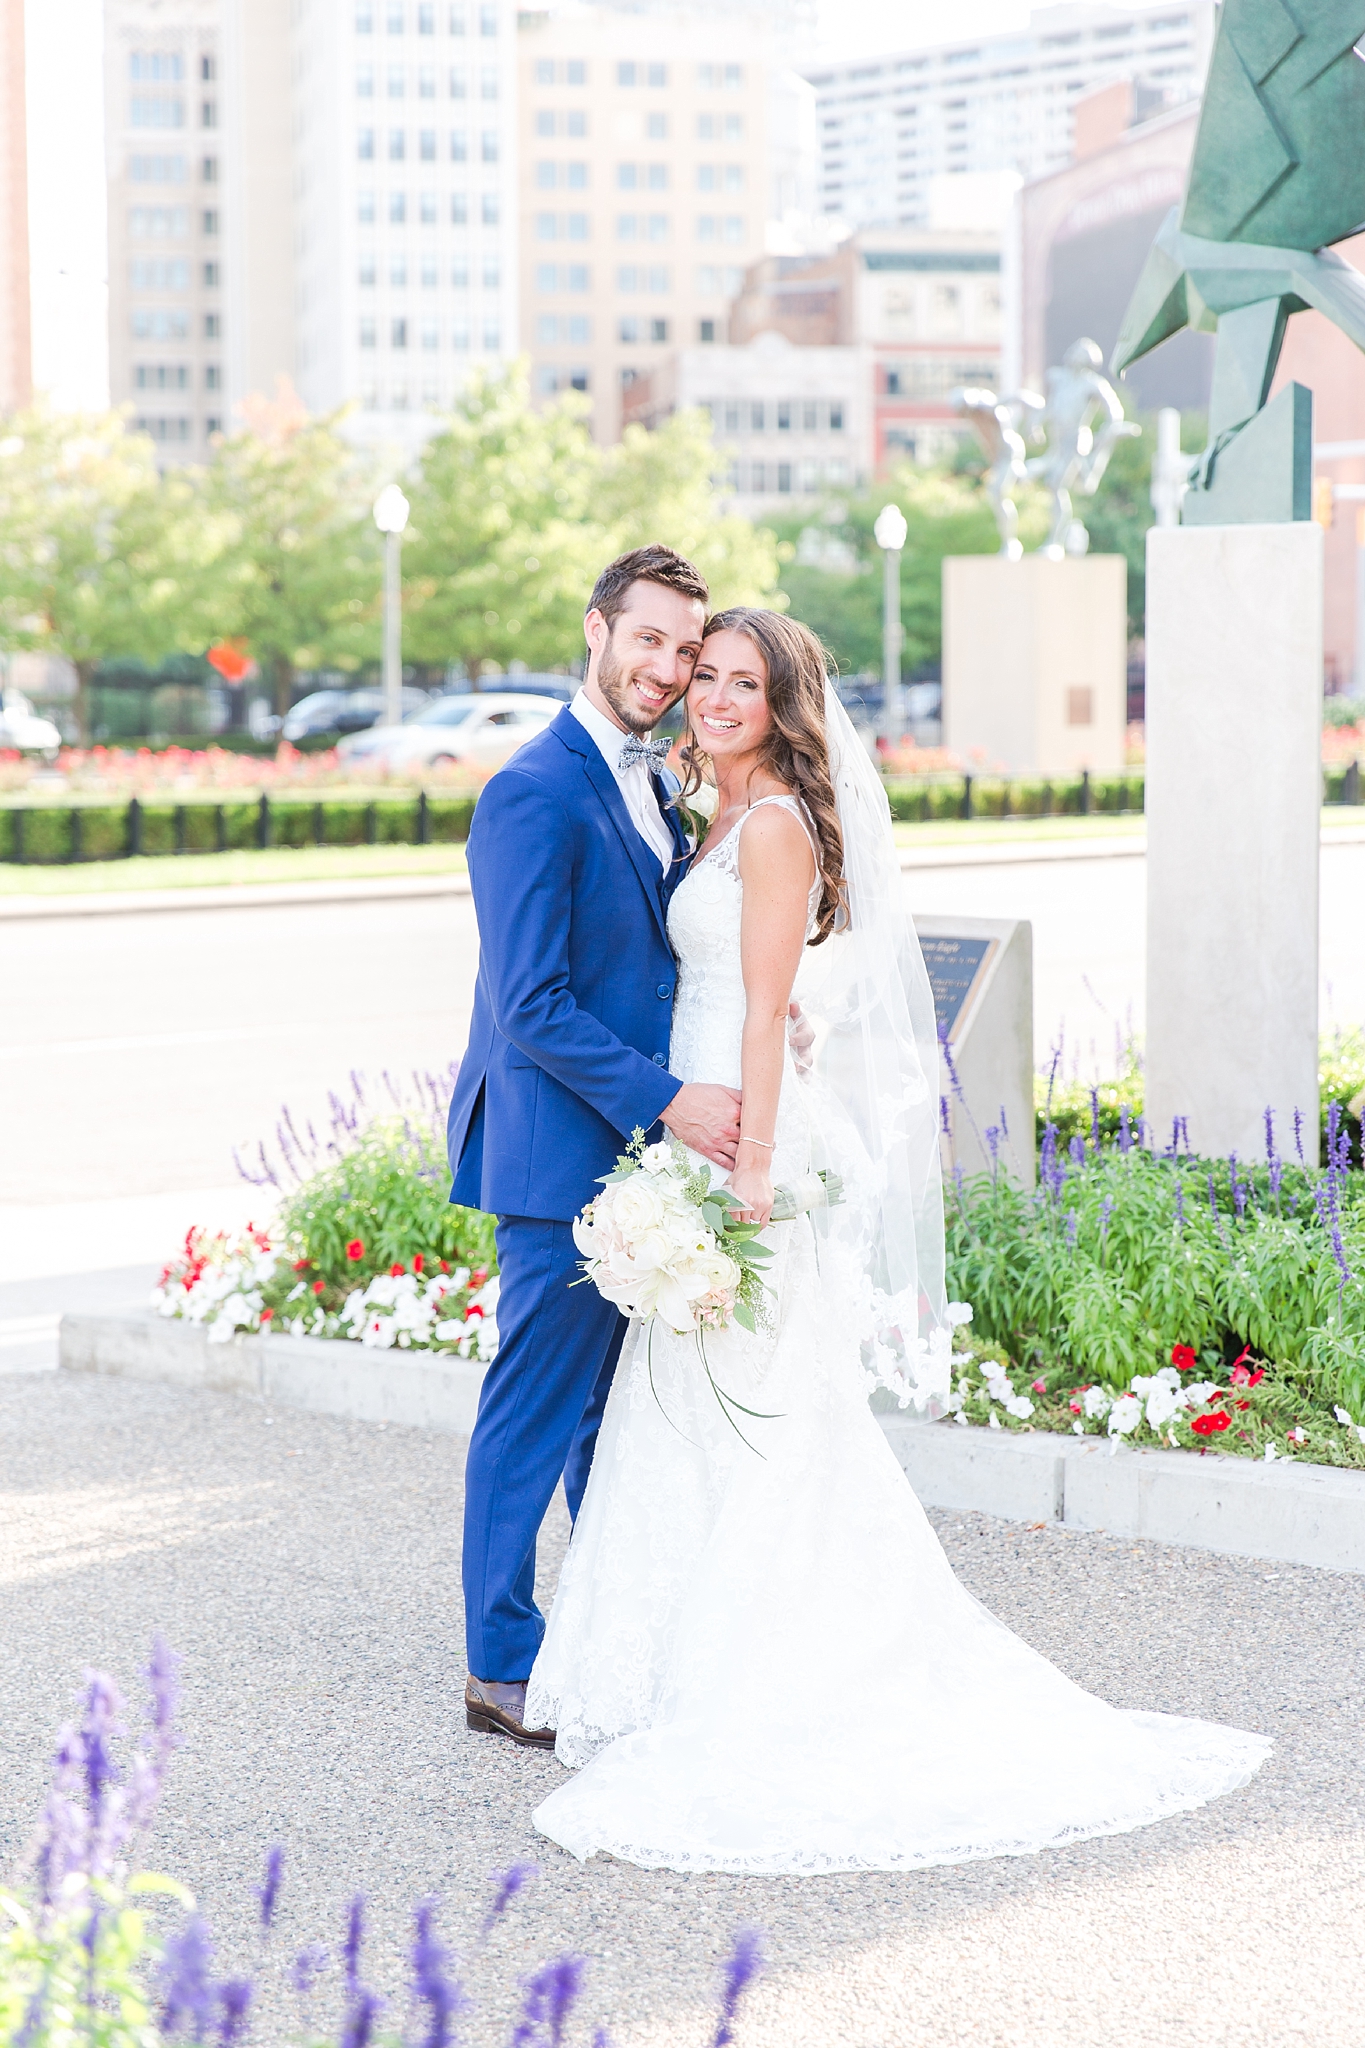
[641,1141,675,1173]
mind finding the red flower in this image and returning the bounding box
[293,1259,310,1272]
[1231,1358,1265,1387]
[260,1307,274,1323]
[312,1280,325,1295]
[390,1261,405,1277]
[1245,1367,1264,1387]
[470,1268,488,1287]
[346,1240,365,1261]
[413,1254,424,1275]
[1031,1379,1046,1394]
[1171,1344,1197,1372]
[1235,1399,1250,1411]
[465,1304,485,1321]
[1069,1399,1082,1415]
[1191,1410,1231,1436]
[440,1260,450,1274]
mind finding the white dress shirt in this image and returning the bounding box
[570,688,675,874]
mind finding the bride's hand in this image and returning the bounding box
[727,1158,774,1227]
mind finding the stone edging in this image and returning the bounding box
[59,1311,1365,1574]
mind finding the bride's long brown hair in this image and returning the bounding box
[677,607,846,946]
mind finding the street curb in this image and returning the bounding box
[60,1311,1365,1573]
[0,872,472,920]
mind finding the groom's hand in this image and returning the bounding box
[660,1084,743,1169]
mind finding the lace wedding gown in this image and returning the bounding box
[524,798,1271,1874]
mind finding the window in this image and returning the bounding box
[722,400,739,431]
[698,318,716,342]
[130,257,191,288]
[481,129,498,161]
[647,163,667,190]
[450,3,465,29]
[724,164,743,192]
[617,213,637,240]
[204,311,220,338]
[566,58,585,84]
[421,318,439,349]
[698,62,742,88]
[535,110,554,136]
[451,254,469,286]
[829,401,843,431]
[390,191,407,221]
[130,52,183,81]
[131,96,185,128]
[130,155,188,182]
[389,128,406,159]
[450,127,467,159]
[723,215,743,243]
[418,1,435,27]
[358,128,375,158]
[132,308,190,339]
[619,315,640,342]
[567,109,585,135]
[647,213,668,240]
[698,164,716,191]
[419,64,435,97]
[617,163,637,190]
[649,317,667,342]
[205,364,221,390]
[420,189,437,221]
[392,317,409,347]
[202,260,219,287]
[201,54,216,81]
[535,59,554,85]
[617,61,636,86]
[359,250,377,285]
[483,259,499,288]
[646,112,666,139]
[357,63,375,96]
[802,401,817,430]
[535,161,555,189]
[450,65,466,96]
[450,191,467,223]
[390,253,407,285]
[133,364,189,389]
[536,211,556,240]
[482,320,501,349]
[482,193,500,224]
[387,2,404,27]
[200,156,217,182]
[617,265,638,291]
[129,206,189,238]
[358,189,376,221]
[481,66,498,99]
[697,215,716,241]
[420,129,436,158]
[134,416,192,443]
[360,317,378,347]
[356,3,374,27]
[421,251,438,285]
[750,402,765,431]
[750,462,765,492]
[479,4,497,32]
[201,99,217,128]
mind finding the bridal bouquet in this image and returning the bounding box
[573,1130,842,1337]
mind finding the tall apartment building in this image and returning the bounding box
[290,0,519,439]
[0,0,30,413]
[104,0,225,460]
[517,5,774,443]
[806,1,1214,230]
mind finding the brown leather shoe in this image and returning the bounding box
[465,1675,557,1750]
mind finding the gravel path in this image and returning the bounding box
[2,1373,1363,2048]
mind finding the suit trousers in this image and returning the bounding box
[462,1215,627,1681]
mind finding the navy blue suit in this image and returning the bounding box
[447,705,692,1680]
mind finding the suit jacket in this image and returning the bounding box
[447,705,693,1222]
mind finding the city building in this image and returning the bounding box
[805,1,1214,233]
[0,0,30,412]
[516,3,775,443]
[289,0,520,442]
[622,331,870,516]
[104,0,225,460]
[729,227,1001,471]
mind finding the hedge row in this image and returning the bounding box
[883,772,1145,823]
[0,792,478,865]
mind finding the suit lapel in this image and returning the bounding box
[655,771,694,903]
[551,709,673,949]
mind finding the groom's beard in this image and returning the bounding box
[595,635,685,735]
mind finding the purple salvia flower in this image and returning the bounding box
[1044,1037,1063,1118]
[1089,1086,1102,1153]
[591,2033,613,2048]
[1118,1107,1131,1154]
[161,1915,216,2042]
[483,1861,538,1937]
[1293,1106,1305,1163]
[985,1124,1000,1167]
[510,1955,587,2048]
[410,1898,470,2048]
[939,1094,950,1136]
[343,1895,366,1993]
[713,1928,765,2048]
[1174,1179,1185,1233]
[217,1981,253,2048]
[1264,1106,1276,1166]
[340,1988,384,2048]
[1066,1209,1079,1248]
[79,1672,122,1829]
[292,1943,329,2002]
[257,1844,285,1931]
[999,1103,1010,1142]
[1099,1194,1114,1243]
[1068,1135,1086,1169]
[13,1992,44,2048]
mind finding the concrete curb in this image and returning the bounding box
[60,1311,1365,1573]
[0,872,472,921]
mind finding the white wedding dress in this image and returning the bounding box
[524,796,1271,1874]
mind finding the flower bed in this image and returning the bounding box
[0,742,490,796]
[945,1090,1365,1468]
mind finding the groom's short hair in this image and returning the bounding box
[587,545,709,629]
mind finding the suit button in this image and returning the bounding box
[652,1053,666,1066]
[656,983,672,999]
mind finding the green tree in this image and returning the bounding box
[598,410,782,611]
[0,404,229,741]
[204,384,383,718]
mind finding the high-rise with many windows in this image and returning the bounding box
[104,0,225,460]
[806,2,1214,231]
[290,0,519,438]
[517,5,775,444]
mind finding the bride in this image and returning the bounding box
[524,606,1269,1874]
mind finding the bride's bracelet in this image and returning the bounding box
[739,1135,774,1150]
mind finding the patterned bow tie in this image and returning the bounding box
[619,733,672,770]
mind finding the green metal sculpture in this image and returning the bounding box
[1111,0,1365,523]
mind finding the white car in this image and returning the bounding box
[336,691,564,773]
[0,698,63,757]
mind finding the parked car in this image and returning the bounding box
[336,691,565,774]
[454,673,577,703]
[281,686,430,743]
[0,696,63,758]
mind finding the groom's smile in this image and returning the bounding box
[582,578,706,736]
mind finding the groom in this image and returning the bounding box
[446,544,742,1748]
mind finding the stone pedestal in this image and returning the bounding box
[942,554,1128,778]
[915,914,1034,1187]
[1145,524,1321,1164]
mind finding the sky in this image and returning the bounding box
[19,0,1073,411]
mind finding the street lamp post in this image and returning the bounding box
[873,502,908,748]
[373,484,411,728]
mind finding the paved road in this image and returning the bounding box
[2,1372,1362,2048]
